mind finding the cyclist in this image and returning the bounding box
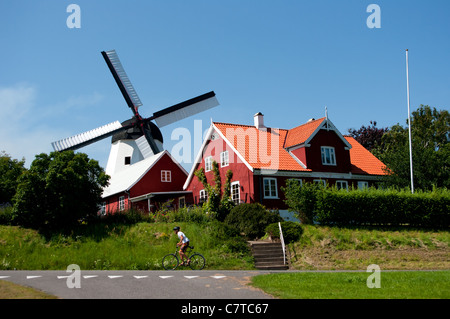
[173,226,190,265]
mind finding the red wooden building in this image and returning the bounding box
[183,113,387,220]
[101,150,191,214]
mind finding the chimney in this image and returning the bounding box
[254,112,265,129]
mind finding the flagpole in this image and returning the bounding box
[406,49,414,193]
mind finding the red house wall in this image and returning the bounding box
[305,130,351,173]
[186,132,254,204]
[130,153,187,198]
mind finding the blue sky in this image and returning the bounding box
[1,0,449,172]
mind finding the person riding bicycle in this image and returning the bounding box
[173,226,190,266]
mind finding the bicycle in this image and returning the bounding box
[162,245,206,270]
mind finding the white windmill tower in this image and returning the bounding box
[51,50,219,177]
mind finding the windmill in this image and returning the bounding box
[51,50,219,174]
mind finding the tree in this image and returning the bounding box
[13,151,110,231]
[347,121,388,152]
[281,180,321,224]
[373,105,449,190]
[0,151,27,205]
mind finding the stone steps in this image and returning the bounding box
[250,241,289,270]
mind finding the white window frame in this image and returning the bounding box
[205,156,213,172]
[263,178,278,199]
[220,151,229,168]
[179,196,186,208]
[336,180,348,191]
[321,146,337,166]
[358,181,369,190]
[199,189,207,203]
[231,181,240,204]
[119,196,125,211]
[314,179,326,187]
[100,202,106,216]
[161,170,171,182]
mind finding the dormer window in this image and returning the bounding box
[321,146,336,165]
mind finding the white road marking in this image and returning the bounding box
[159,276,173,279]
[83,275,98,279]
[26,276,42,279]
[0,276,10,279]
[133,275,148,279]
[108,275,123,279]
[211,276,226,279]
[184,276,199,279]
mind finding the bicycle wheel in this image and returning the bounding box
[188,253,205,270]
[162,254,179,270]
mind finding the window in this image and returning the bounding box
[231,181,240,204]
[199,189,207,203]
[161,170,171,182]
[100,202,106,216]
[336,180,348,191]
[119,196,125,211]
[220,151,229,167]
[179,197,186,208]
[358,181,369,190]
[263,178,278,198]
[321,146,336,165]
[314,179,326,187]
[287,178,302,187]
[205,156,213,172]
[124,156,131,165]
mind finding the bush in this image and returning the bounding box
[265,221,303,244]
[0,204,14,225]
[224,203,282,239]
[314,187,450,228]
[281,180,321,224]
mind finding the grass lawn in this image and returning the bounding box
[0,280,57,299]
[251,271,450,299]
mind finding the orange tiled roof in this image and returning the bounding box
[284,117,325,148]
[345,136,387,175]
[213,122,310,172]
[213,121,386,176]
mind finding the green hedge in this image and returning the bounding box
[314,188,450,228]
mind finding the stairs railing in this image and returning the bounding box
[278,222,286,266]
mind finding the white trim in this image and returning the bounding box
[220,150,229,168]
[183,123,254,190]
[288,150,308,169]
[231,181,240,204]
[161,170,171,182]
[212,123,254,172]
[254,169,383,181]
[178,196,186,208]
[129,191,192,203]
[183,125,215,190]
[205,156,213,172]
[336,180,348,190]
[321,146,337,166]
[119,196,125,211]
[287,118,352,151]
[263,177,278,199]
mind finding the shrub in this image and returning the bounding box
[281,180,321,224]
[224,203,282,239]
[314,187,450,228]
[265,221,303,244]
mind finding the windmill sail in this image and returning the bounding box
[151,91,219,128]
[101,50,143,113]
[51,121,126,152]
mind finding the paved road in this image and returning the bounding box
[0,270,276,299]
